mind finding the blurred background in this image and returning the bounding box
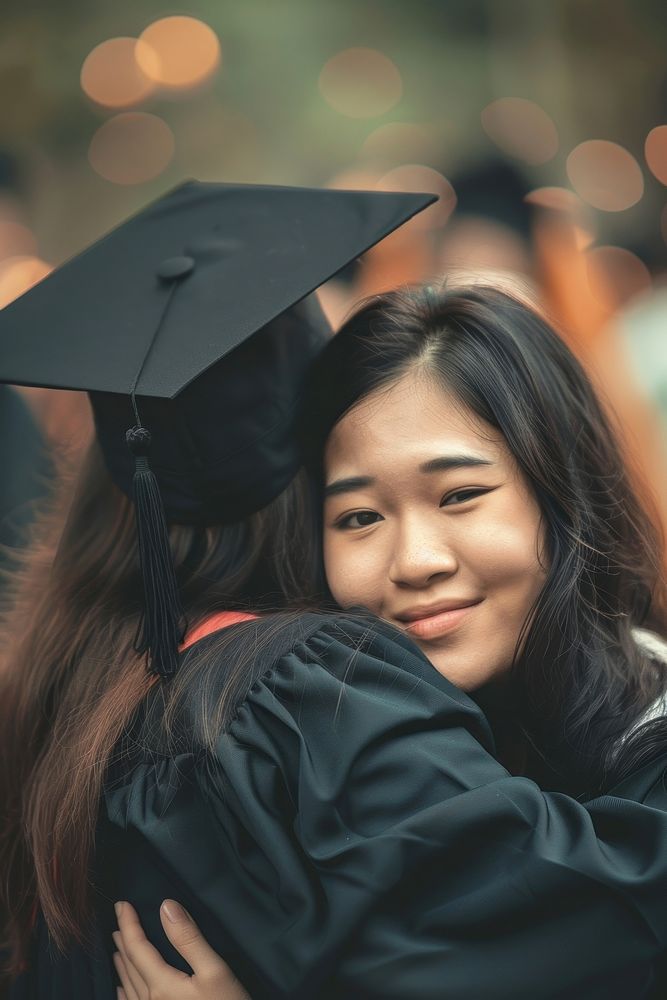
[2,0,667,568]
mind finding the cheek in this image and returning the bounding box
[472,502,546,597]
[323,533,385,610]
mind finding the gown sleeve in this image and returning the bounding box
[103,612,667,1000]
[189,613,667,1000]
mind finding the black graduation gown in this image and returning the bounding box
[10,613,667,999]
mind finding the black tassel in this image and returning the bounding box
[126,425,186,678]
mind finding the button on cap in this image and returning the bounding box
[156,255,195,281]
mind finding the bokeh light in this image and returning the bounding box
[437,217,533,278]
[586,245,651,307]
[327,165,386,190]
[88,113,175,184]
[525,186,581,213]
[566,140,644,212]
[137,17,221,90]
[0,256,52,309]
[481,98,558,165]
[0,220,37,259]
[525,186,596,248]
[645,125,667,185]
[319,48,403,118]
[80,37,158,108]
[361,122,437,161]
[376,164,456,229]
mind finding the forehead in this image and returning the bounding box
[325,371,505,469]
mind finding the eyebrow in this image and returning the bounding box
[324,475,375,498]
[419,454,494,474]
[324,454,494,498]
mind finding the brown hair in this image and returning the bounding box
[0,441,320,975]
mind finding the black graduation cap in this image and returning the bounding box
[0,180,435,676]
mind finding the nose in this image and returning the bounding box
[388,517,459,589]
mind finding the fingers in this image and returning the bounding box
[113,930,146,1000]
[112,935,145,1000]
[159,900,251,997]
[159,899,222,976]
[115,900,191,994]
[114,898,252,999]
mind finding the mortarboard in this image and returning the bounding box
[0,180,436,676]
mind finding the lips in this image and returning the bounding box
[395,599,481,623]
[395,599,482,641]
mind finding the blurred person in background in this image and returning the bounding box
[534,202,667,619]
[0,385,52,592]
[436,157,535,283]
[0,153,55,596]
[609,234,667,454]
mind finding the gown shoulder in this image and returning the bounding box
[103,609,667,999]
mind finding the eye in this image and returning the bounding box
[440,488,489,507]
[335,510,384,530]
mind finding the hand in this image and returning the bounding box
[113,899,251,1000]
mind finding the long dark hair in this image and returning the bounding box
[304,284,667,797]
[0,441,321,974]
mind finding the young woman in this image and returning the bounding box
[310,283,667,795]
[6,285,667,1000]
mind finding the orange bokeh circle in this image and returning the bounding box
[481,98,558,165]
[645,125,667,186]
[586,245,651,307]
[0,256,52,309]
[319,48,402,118]
[377,164,456,229]
[137,17,221,89]
[80,37,159,108]
[88,113,175,185]
[566,140,644,212]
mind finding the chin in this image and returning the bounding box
[428,654,505,692]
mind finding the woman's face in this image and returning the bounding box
[323,371,548,691]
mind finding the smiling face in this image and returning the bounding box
[323,370,548,691]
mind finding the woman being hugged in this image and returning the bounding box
[310,282,667,797]
[2,183,667,1000]
[113,283,667,999]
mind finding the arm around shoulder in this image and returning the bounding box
[207,612,667,999]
